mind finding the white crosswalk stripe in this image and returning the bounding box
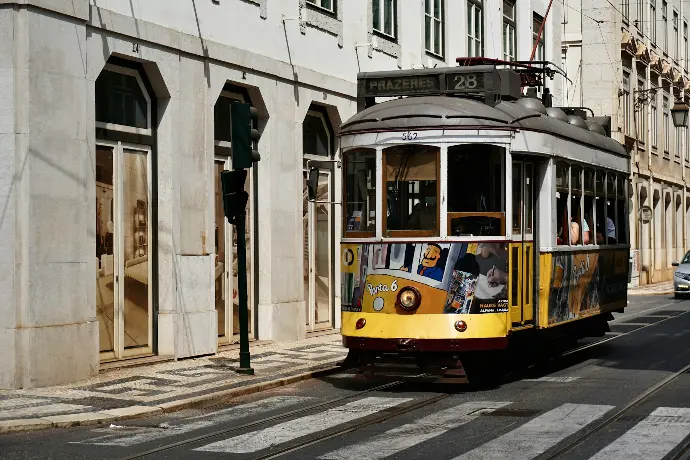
[450,403,615,460]
[588,407,690,460]
[318,401,511,460]
[194,396,413,454]
[72,395,314,446]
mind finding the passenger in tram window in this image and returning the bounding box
[585,213,605,244]
[604,216,617,244]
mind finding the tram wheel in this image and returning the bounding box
[460,352,504,389]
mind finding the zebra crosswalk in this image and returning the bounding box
[74,394,690,459]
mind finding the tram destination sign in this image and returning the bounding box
[358,66,496,98]
[357,66,502,108]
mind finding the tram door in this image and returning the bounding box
[510,160,535,325]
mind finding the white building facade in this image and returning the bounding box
[564,0,690,287]
[0,0,562,389]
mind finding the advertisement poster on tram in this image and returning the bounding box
[341,242,509,315]
[547,249,628,324]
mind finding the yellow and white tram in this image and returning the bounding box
[309,63,631,382]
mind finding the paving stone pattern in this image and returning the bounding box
[0,334,346,423]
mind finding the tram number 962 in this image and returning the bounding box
[450,74,480,90]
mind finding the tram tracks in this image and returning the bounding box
[535,361,690,460]
[116,377,425,460]
[118,305,690,460]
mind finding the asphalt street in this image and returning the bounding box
[2,295,690,460]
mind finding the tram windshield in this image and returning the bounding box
[384,145,439,235]
[341,143,507,238]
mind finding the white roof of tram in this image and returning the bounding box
[339,96,629,160]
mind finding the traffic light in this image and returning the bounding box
[220,169,249,225]
[231,102,261,170]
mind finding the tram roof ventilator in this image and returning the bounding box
[348,58,623,157]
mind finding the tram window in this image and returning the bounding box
[447,145,505,236]
[583,169,599,245]
[556,162,569,245]
[617,175,627,244]
[344,149,376,234]
[384,145,439,234]
[571,165,584,245]
[595,171,608,244]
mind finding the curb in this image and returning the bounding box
[628,290,674,296]
[0,363,343,434]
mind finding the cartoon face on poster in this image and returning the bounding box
[341,242,509,314]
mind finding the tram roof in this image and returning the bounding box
[339,96,628,158]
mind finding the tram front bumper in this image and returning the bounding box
[341,312,509,352]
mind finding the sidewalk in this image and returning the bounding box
[628,281,674,296]
[0,332,347,433]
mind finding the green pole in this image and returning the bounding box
[235,192,254,375]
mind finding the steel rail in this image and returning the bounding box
[117,377,418,460]
[254,393,450,460]
[535,361,690,460]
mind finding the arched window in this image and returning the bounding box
[95,64,151,134]
[214,90,247,145]
[303,109,332,157]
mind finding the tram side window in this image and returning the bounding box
[447,144,505,236]
[384,145,439,234]
[570,165,585,245]
[606,174,619,245]
[617,175,627,244]
[556,163,566,245]
[344,149,377,234]
[583,169,599,245]
[595,171,611,244]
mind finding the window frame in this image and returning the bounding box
[342,148,377,238]
[637,78,647,145]
[95,63,152,136]
[303,109,333,158]
[622,69,632,136]
[678,21,690,67]
[306,0,336,15]
[425,0,445,58]
[673,10,679,60]
[663,93,670,157]
[467,0,484,57]
[503,0,517,61]
[651,0,657,44]
[382,145,441,237]
[533,12,545,62]
[372,0,397,40]
[622,0,630,20]
[651,86,659,149]
[662,0,668,52]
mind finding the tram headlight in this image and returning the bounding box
[397,287,421,311]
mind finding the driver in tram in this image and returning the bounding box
[408,183,437,230]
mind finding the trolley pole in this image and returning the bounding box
[235,207,253,375]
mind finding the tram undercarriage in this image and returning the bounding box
[340,313,613,386]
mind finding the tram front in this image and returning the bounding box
[309,66,526,382]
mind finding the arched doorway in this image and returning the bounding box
[95,60,156,361]
[302,105,335,332]
[213,85,256,344]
